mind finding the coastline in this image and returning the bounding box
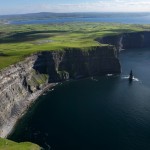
[0,37,121,139]
[1,83,57,138]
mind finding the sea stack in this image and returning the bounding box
[129,70,133,82]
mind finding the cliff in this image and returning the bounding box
[0,46,120,138]
[97,31,150,51]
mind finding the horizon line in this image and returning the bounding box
[1,11,150,16]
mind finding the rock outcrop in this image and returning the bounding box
[97,31,150,51]
[0,46,120,138]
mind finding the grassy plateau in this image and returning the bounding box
[0,22,150,70]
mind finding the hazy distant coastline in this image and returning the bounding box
[0,12,150,25]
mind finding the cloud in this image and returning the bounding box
[36,0,150,12]
[0,0,150,15]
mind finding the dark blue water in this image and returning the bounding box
[11,14,150,24]
[9,48,150,150]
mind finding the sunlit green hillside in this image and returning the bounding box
[0,138,41,150]
[0,23,149,69]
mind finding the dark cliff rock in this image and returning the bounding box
[33,46,121,81]
[97,31,150,51]
[0,46,120,138]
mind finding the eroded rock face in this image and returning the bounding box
[0,55,50,138]
[33,47,121,81]
[0,46,120,138]
[97,31,150,51]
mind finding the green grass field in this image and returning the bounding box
[0,138,41,150]
[0,23,150,70]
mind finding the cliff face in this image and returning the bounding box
[33,46,120,80]
[1,31,150,138]
[0,55,50,138]
[0,46,120,138]
[97,31,150,51]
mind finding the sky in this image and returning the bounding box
[0,0,150,15]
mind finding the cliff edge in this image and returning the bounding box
[1,31,150,138]
[97,31,150,51]
[0,46,120,138]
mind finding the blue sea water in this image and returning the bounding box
[8,12,150,150]
[9,48,150,150]
[10,13,150,24]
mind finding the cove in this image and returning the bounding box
[9,48,150,150]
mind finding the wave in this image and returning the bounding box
[106,74,113,77]
[121,75,140,82]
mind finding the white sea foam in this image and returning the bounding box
[106,74,113,77]
[121,75,140,82]
[133,77,140,82]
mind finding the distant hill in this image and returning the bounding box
[0,12,150,22]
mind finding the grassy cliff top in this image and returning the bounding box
[0,22,150,69]
[0,138,41,150]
